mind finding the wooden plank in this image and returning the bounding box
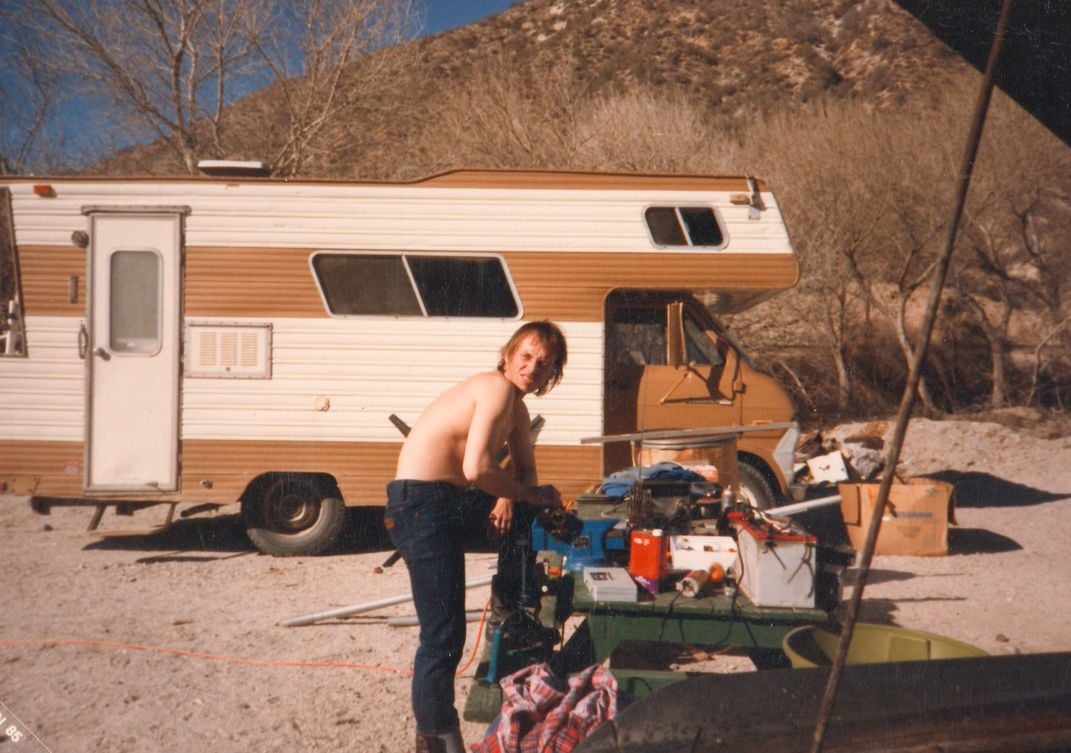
[576,652,1071,753]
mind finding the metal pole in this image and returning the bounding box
[809,2,1016,751]
[387,611,484,628]
[766,494,842,518]
[279,574,495,627]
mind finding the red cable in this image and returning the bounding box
[0,637,411,675]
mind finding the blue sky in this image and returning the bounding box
[0,0,521,171]
[423,1,516,34]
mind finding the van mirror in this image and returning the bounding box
[666,301,685,367]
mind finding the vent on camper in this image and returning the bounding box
[186,324,271,378]
[197,160,272,178]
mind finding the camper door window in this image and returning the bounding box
[109,250,162,354]
[311,253,519,318]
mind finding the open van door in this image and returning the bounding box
[84,209,185,493]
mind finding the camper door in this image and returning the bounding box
[84,210,184,492]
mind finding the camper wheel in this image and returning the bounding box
[243,475,346,556]
[737,460,776,510]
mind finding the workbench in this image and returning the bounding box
[464,555,834,723]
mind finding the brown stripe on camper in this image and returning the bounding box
[417,170,766,193]
[180,440,602,506]
[185,246,325,317]
[183,246,797,320]
[509,251,799,320]
[0,440,85,497]
[17,246,86,316]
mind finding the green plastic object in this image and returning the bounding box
[782,623,988,669]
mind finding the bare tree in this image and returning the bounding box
[0,24,66,174]
[1,0,416,175]
[246,0,417,177]
[414,59,597,171]
[944,90,1071,409]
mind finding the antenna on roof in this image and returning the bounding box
[197,160,272,178]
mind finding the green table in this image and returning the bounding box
[570,574,829,659]
[464,565,833,722]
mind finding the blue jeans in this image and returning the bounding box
[385,480,468,734]
[384,481,542,732]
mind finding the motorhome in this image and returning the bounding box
[0,168,801,556]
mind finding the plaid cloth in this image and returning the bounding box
[475,663,618,753]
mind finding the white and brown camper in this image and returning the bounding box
[0,167,801,555]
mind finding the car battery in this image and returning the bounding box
[733,519,816,608]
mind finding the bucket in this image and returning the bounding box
[782,623,988,669]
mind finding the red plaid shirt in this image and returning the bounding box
[475,663,618,753]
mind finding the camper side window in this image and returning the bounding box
[311,253,519,318]
[644,207,726,248]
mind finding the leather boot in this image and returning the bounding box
[415,728,464,753]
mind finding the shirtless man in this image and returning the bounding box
[385,321,567,753]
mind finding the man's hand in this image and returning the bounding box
[488,497,513,538]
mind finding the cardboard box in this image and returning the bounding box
[838,479,954,556]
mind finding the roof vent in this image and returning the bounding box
[197,160,272,178]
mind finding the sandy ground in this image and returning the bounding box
[2,412,1070,752]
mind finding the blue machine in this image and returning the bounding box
[531,515,626,572]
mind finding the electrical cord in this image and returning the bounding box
[0,595,496,680]
[0,637,412,675]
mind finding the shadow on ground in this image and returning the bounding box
[925,470,1069,508]
[85,507,396,557]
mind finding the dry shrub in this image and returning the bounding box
[412,62,740,174]
[572,89,740,173]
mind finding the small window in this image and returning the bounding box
[645,206,725,248]
[312,253,519,318]
[109,250,161,354]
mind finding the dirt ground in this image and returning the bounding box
[2,411,1070,753]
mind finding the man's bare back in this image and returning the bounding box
[393,330,562,510]
[394,371,521,490]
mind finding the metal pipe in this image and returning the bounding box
[280,574,495,627]
[766,494,842,518]
[387,610,484,628]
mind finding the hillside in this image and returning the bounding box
[98,0,973,179]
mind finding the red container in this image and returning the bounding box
[629,529,668,580]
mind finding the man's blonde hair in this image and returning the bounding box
[497,321,567,396]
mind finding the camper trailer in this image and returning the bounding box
[0,168,801,556]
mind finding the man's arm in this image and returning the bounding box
[461,376,533,501]
[462,375,562,511]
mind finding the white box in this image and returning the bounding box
[735,521,816,608]
[583,566,638,602]
[807,450,849,483]
[669,535,739,573]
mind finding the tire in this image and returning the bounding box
[243,476,347,556]
[737,460,777,511]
